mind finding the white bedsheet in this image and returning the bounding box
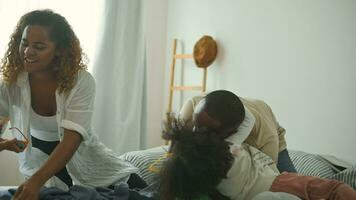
[0,186,16,190]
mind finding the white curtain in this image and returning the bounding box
[91,0,147,154]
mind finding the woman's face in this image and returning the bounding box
[19,25,58,74]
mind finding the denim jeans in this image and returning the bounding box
[277,149,297,173]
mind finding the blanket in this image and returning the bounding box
[0,183,157,200]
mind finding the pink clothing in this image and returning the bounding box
[270,173,356,200]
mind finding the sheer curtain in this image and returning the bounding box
[91,0,147,154]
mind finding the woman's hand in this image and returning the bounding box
[0,138,26,153]
[13,178,41,200]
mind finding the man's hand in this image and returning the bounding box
[13,178,41,200]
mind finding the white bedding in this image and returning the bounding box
[0,186,16,190]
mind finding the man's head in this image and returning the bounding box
[193,90,245,139]
[160,124,233,200]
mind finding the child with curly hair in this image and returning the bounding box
[0,9,143,200]
[161,121,356,200]
[160,124,233,200]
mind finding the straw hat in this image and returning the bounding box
[193,35,218,68]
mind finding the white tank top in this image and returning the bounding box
[30,107,59,141]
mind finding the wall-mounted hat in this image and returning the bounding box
[193,35,218,68]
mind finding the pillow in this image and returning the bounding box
[119,146,168,185]
[289,150,336,179]
[121,147,353,189]
[329,166,356,189]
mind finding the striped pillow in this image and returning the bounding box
[289,150,336,179]
[119,146,168,185]
[329,166,356,189]
[121,147,354,189]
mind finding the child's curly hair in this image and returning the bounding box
[160,120,234,200]
[0,9,87,94]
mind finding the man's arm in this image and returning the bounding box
[277,124,287,152]
[265,104,296,172]
[258,135,279,163]
[264,103,287,152]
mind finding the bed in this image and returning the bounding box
[119,146,356,189]
[1,147,354,199]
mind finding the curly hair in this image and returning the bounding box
[160,122,234,200]
[0,9,87,94]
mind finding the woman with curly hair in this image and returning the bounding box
[0,9,143,200]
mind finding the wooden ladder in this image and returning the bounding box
[167,38,208,114]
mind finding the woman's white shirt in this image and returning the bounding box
[0,70,138,187]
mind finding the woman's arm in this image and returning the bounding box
[31,129,82,185]
[14,129,82,200]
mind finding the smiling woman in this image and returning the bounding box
[0,1,104,187]
[0,9,147,200]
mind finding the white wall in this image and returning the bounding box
[165,0,356,164]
